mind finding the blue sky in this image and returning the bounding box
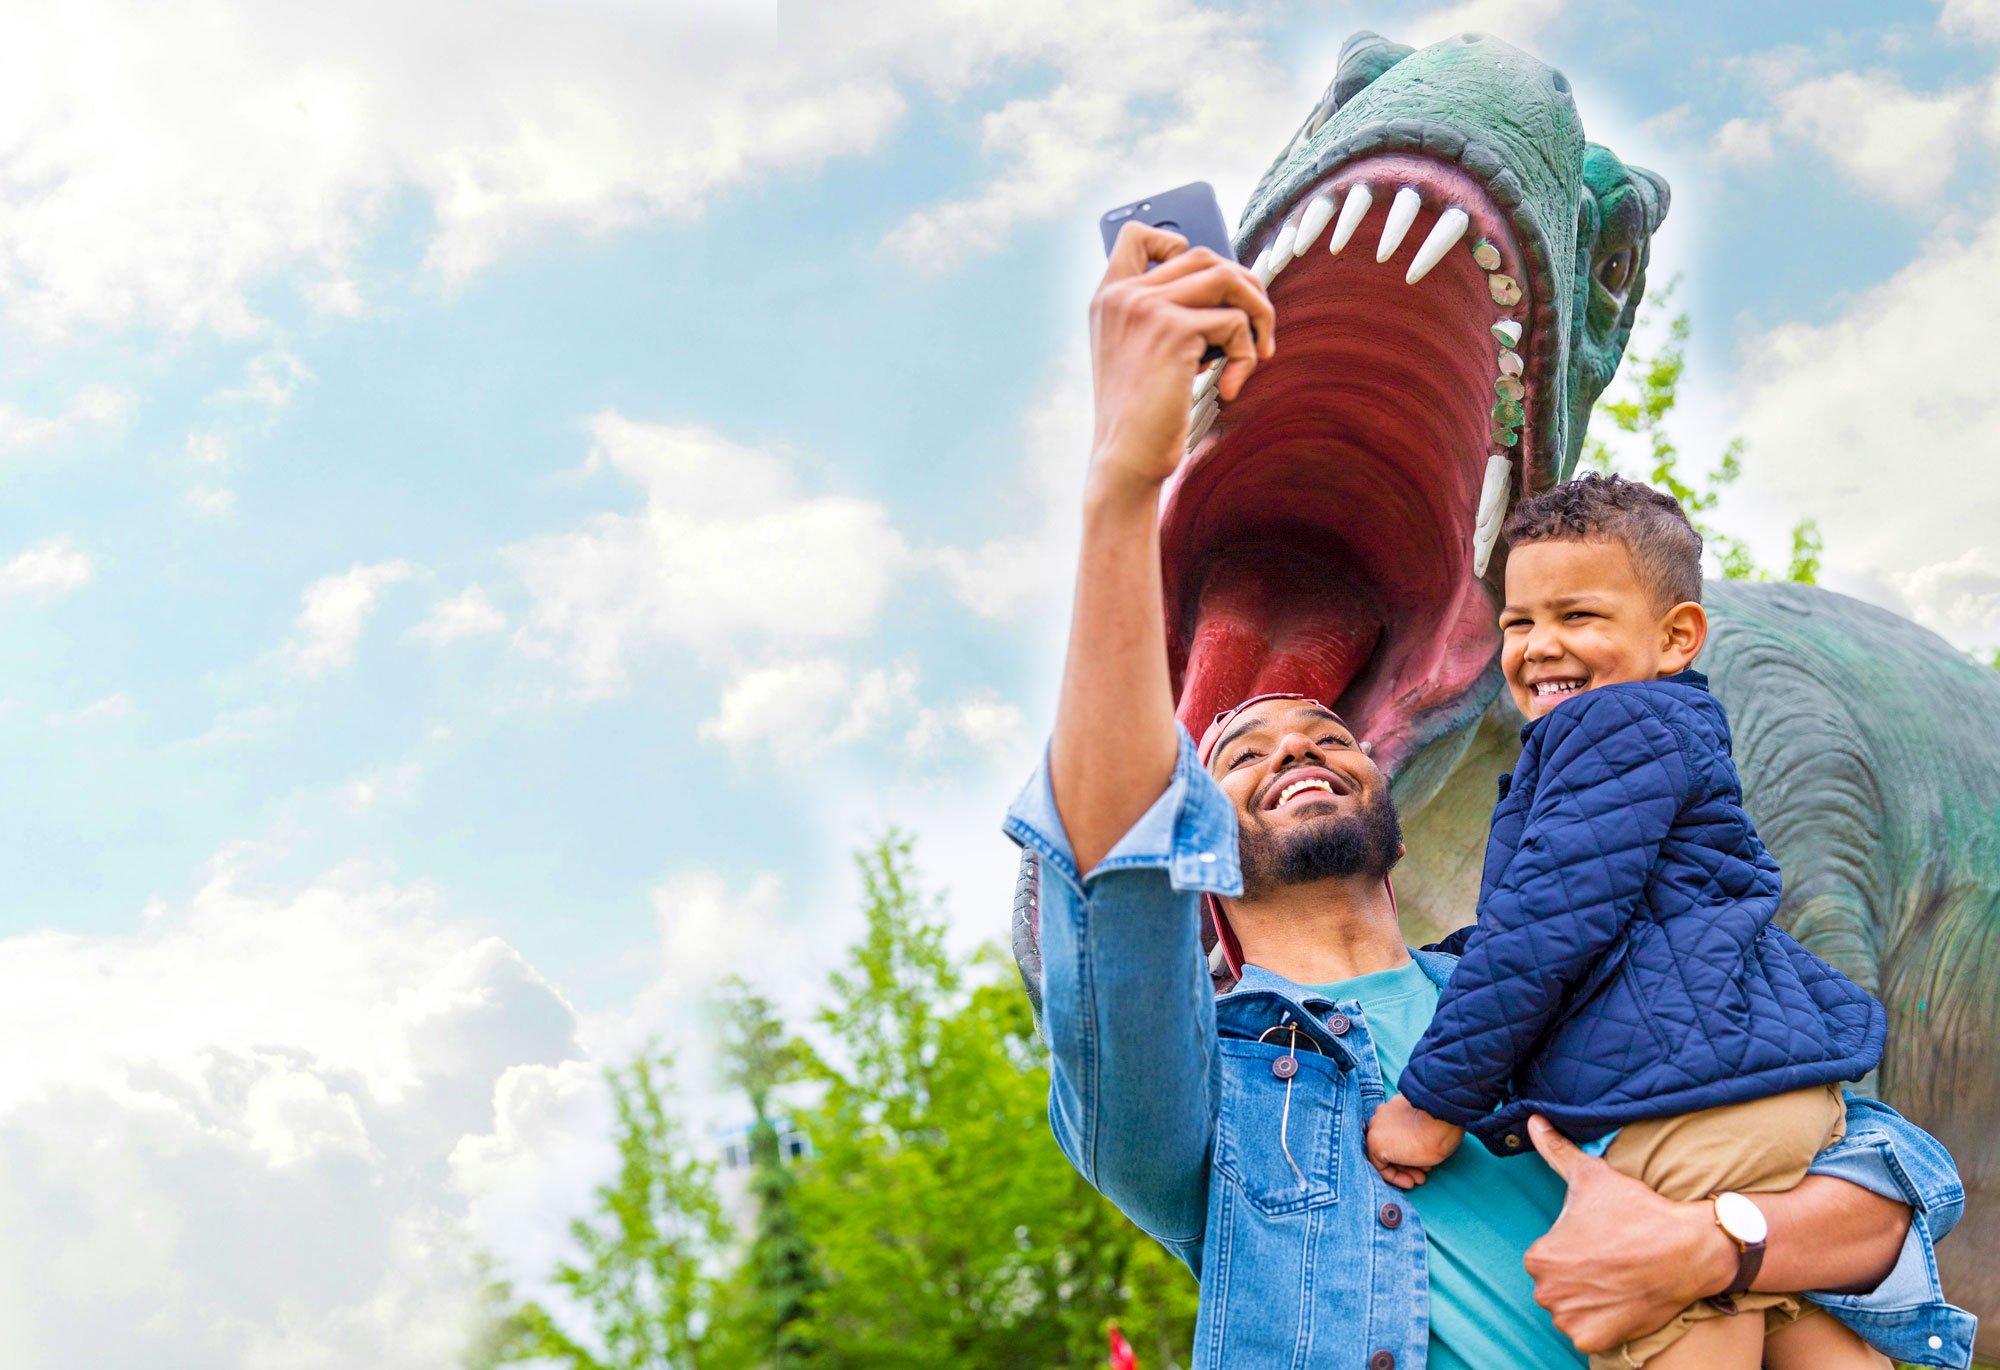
[2,0,1996,1363]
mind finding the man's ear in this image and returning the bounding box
[1659,600,1708,673]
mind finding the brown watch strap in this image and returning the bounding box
[1726,1237,1765,1298]
[1706,1195,1767,1314]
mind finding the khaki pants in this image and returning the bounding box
[1588,1083,1847,1370]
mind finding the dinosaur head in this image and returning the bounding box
[1161,31,1669,803]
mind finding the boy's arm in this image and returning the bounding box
[1398,691,1694,1126]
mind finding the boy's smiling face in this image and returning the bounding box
[1500,537,1707,721]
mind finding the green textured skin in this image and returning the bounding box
[1233,32,1668,489]
[1272,35,2000,1341]
[1014,31,1999,1340]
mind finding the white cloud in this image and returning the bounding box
[1769,71,1974,203]
[0,537,93,603]
[1405,0,1568,47]
[339,762,424,816]
[509,415,907,696]
[0,0,913,335]
[0,385,131,453]
[1712,116,1776,166]
[700,657,918,755]
[0,855,585,1369]
[413,586,506,645]
[219,350,311,412]
[903,688,1027,759]
[52,692,136,726]
[934,352,1090,622]
[185,485,237,518]
[187,430,230,466]
[1940,0,2000,40]
[1732,211,2000,638]
[286,560,415,677]
[1886,549,2000,650]
[885,3,1303,271]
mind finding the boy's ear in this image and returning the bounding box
[1660,600,1708,673]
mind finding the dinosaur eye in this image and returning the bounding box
[1596,247,1636,296]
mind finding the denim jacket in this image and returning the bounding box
[1004,725,1978,1370]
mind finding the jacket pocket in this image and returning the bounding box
[1212,1039,1342,1215]
[1525,933,1669,1099]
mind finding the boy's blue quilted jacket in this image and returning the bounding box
[1398,670,1887,1154]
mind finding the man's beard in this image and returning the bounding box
[1239,787,1404,900]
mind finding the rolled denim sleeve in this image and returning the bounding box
[1801,1092,1979,1368]
[1002,726,1240,1271]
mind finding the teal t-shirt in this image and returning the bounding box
[1308,960,1585,1370]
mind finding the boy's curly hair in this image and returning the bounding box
[1502,473,1703,608]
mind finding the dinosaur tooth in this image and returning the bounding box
[1377,187,1423,262]
[1472,239,1502,270]
[1406,207,1470,284]
[1472,453,1513,577]
[1192,363,1222,407]
[1495,375,1526,401]
[1270,217,1299,266]
[1252,245,1274,284]
[1293,194,1336,255]
[1491,319,1523,347]
[1488,273,1523,307]
[1188,395,1219,447]
[1498,350,1524,377]
[1492,395,1525,428]
[1329,183,1373,255]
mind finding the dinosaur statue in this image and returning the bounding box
[1010,30,2000,1349]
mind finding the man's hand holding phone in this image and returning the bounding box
[1086,221,1274,502]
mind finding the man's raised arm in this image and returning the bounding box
[1050,223,1272,873]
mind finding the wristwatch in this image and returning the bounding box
[1706,1191,1769,1314]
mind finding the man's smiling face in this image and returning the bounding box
[1207,699,1403,898]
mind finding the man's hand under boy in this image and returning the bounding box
[1366,1094,1464,1189]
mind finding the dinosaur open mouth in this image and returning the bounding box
[1161,152,1555,779]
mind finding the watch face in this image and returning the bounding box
[1715,1192,1769,1245]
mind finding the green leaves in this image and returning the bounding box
[1584,284,1821,586]
[477,1052,728,1370]
[479,832,1196,1370]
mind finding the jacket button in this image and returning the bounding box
[1378,1202,1402,1229]
[1504,1133,1522,1148]
[1325,1013,1350,1035]
[1369,1352,1396,1370]
[1272,1056,1298,1080]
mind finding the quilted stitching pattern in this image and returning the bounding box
[1399,673,1887,1151]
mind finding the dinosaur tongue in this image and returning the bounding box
[1160,157,1523,775]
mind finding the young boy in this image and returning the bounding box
[1365,474,1890,1369]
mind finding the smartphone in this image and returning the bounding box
[1100,182,1239,364]
[1099,181,1234,259]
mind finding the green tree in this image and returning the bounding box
[785,833,1195,1369]
[708,980,823,1370]
[483,836,1196,1370]
[481,1051,729,1370]
[1582,284,1821,585]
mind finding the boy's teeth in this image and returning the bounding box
[1533,681,1583,696]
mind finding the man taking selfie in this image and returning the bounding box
[1001,221,1975,1368]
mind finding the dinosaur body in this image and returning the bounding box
[1014,29,1999,1347]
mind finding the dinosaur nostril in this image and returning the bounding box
[1550,70,1571,96]
[1460,32,1483,43]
